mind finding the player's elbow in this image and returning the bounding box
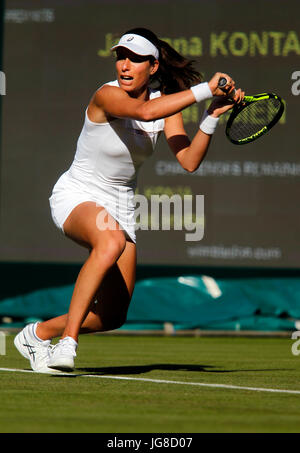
[184,164,199,173]
[180,152,205,173]
[180,158,200,173]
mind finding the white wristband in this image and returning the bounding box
[199,110,220,135]
[190,82,213,103]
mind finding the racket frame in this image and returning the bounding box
[225,92,285,145]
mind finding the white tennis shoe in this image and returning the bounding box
[48,336,77,372]
[14,323,63,374]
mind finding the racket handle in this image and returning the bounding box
[218,77,236,98]
[218,77,228,88]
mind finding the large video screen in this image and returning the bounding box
[1,0,300,267]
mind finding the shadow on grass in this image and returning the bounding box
[75,364,288,375]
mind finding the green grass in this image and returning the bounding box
[0,333,299,433]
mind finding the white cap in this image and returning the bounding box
[111,33,159,59]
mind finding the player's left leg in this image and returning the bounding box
[47,238,136,370]
[90,237,136,332]
[36,237,136,338]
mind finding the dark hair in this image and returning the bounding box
[124,28,202,94]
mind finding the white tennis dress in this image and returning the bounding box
[49,80,165,243]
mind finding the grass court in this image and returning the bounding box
[0,333,299,433]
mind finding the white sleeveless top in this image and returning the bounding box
[69,79,164,190]
[49,80,165,242]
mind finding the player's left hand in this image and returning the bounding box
[207,88,245,117]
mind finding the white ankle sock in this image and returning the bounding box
[61,336,78,347]
[32,322,44,342]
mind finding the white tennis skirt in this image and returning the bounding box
[49,171,136,243]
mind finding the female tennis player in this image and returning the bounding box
[14,28,243,373]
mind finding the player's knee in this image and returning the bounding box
[99,304,129,331]
[104,314,127,331]
[92,233,126,268]
[84,312,126,333]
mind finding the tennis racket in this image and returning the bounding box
[218,77,285,145]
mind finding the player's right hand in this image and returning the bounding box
[208,72,236,97]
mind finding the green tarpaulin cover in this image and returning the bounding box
[0,276,299,331]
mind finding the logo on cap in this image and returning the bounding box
[127,36,134,42]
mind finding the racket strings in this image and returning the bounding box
[228,98,282,141]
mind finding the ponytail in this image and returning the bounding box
[154,39,203,94]
[124,28,203,94]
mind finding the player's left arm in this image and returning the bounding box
[164,112,212,173]
[165,89,244,173]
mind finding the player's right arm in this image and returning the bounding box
[90,72,236,123]
[92,84,196,122]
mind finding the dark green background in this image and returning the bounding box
[1,0,299,268]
